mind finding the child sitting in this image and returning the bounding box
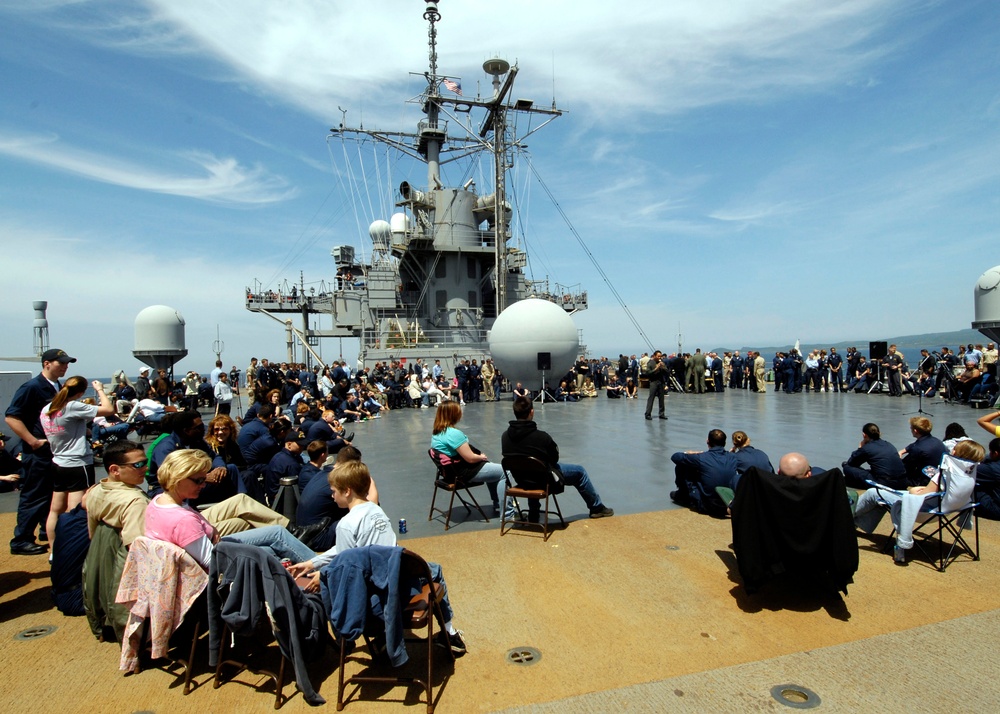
[289,461,467,654]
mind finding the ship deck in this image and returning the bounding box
[2,388,1000,712]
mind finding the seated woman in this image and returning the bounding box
[580,377,597,398]
[729,430,774,489]
[624,377,638,399]
[144,449,316,570]
[429,401,504,513]
[854,440,984,564]
[422,376,444,407]
[899,416,947,487]
[407,374,427,408]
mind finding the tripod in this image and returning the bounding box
[532,371,551,405]
[905,388,933,416]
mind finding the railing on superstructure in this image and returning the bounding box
[527,281,588,313]
[245,280,363,313]
[362,325,489,351]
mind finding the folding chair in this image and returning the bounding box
[115,536,210,694]
[500,455,565,542]
[333,547,454,713]
[427,449,490,530]
[903,455,979,571]
[209,541,328,708]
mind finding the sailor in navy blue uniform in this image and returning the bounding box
[828,348,844,392]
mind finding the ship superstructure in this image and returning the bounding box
[245,1,586,372]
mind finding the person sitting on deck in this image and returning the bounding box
[729,431,773,490]
[899,417,947,487]
[841,422,906,490]
[670,429,739,516]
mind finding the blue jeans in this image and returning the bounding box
[93,422,131,441]
[854,487,938,550]
[221,524,315,563]
[502,462,602,519]
[426,561,454,624]
[469,462,503,507]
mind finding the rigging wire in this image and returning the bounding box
[524,154,655,352]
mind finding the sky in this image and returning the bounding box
[1,0,998,378]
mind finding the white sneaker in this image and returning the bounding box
[460,401,466,406]
[420,404,429,409]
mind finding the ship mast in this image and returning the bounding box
[423,1,443,190]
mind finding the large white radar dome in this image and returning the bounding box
[489,299,579,388]
[133,305,188,371]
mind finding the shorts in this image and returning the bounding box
[52,464,95,492]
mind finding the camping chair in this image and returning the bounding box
[869,454,981,571]
[208,541,328,708]
[115,536,210,694]
[333,547,454,713]
[427,449,490,530]
[500,455,565,541]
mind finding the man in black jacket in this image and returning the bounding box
[501,396,613,519]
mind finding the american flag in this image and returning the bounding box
[442,78,462,96]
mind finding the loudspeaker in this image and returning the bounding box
[537,352,552,371]
[869,341,888,360]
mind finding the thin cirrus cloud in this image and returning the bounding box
[34,0,916,125]
[0,130,296,204]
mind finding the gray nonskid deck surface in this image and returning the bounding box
[0,390,975,541]
[493,609,1000,713]
[351,389,972,540]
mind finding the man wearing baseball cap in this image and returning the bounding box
[5,348,76,555]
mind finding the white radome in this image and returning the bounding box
[974,265,1000,322]
[489,299,579,389]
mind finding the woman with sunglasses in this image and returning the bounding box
[144,449,315,570]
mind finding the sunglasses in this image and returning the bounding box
[187,476,208,485]
[123,460,149,470]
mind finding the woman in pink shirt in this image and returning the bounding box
[144,449,315,569]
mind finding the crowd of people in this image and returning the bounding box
[3,339,999,694]
[667,412,1000,565]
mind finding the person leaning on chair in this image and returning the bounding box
[501,396,614,519]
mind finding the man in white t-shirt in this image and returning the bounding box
[289,460,467,654]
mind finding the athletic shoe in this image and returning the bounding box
[436,630,467,656]
[589,506,614,518]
